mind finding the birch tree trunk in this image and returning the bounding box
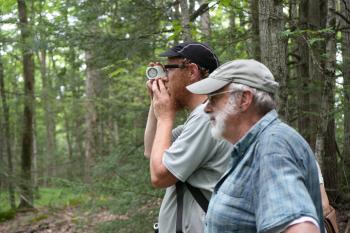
[259,0,288,119]
[286,0,299,127]
[341,0,350,169]
[179,0,192,41]
[17,0,35,209]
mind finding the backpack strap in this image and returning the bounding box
[176,182,185,233]
[185,182,209,213]
[175,181,209,233]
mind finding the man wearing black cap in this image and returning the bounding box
[144,42,231,233]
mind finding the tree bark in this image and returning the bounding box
[38,49,56,185]
[308,0,327,151]
[286,0,299,127]
[199,0,211,42]
[179,0,192,41]
[32,116,38,193]
[0,50,15,209]
[341,0,350,169]
[17,0,35,209]
[259,0,288,119]
[0,116,3,192]
[227,1,237,57]
[250,0,260,61]
[84,51,101,182]
[315,0,338,199]
[296,0,312,144]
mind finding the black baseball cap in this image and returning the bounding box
[159,41,220,73]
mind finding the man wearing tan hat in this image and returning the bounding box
[187,59,324,233]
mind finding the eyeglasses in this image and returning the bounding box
[207,90,241,104]
[164,64,186,69]
[164,63,187,75]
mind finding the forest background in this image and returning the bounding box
[0,0,350,232]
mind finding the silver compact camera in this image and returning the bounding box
[146,65,166,79]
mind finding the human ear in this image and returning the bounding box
[188,63,201,83]
[239,91,254,111]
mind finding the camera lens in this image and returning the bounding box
[147,67,158,79]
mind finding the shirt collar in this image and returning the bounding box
[232,110,278,157]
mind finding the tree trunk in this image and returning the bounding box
[64,110,74,177]
[0,51,15,209]
[341,0,350,170]
[321,0,337,201]
[308,0,327,152]
[199,0,211,42]
[296,0,312,143]
[17,0,35,209]
[32,117,38,193]
[38,49,56,185]
[286,0,299,127]
[179,0,192,41]
[259,0,288,119]
[0,116,3,192]
[250,0,260,61]
[84,51,101,182]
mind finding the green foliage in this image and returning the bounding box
[0,0,16,12]
[0,209,16,223]
[34,188,87,209]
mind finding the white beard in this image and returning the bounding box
[210,109,228,140]
[210,96,239,140]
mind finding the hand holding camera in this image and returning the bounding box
[145,63,167,99]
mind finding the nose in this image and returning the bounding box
[204,101,212,113]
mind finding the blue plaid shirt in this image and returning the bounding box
[205,110,324,233]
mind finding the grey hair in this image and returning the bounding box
[227,83,277,115]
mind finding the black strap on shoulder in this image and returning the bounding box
[185,182,209,213]
[175,181,209,233]
[176,182,185,233]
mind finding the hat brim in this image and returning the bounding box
[159,49,181,57]
[186,78,230,95]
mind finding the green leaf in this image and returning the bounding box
[109,67,128,77]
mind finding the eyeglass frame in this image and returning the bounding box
[207,90,242,104]
[163,58,209,77]
[163,62,187,76]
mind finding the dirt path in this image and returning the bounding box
[0,207,129,233]
[1,205,349,233]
